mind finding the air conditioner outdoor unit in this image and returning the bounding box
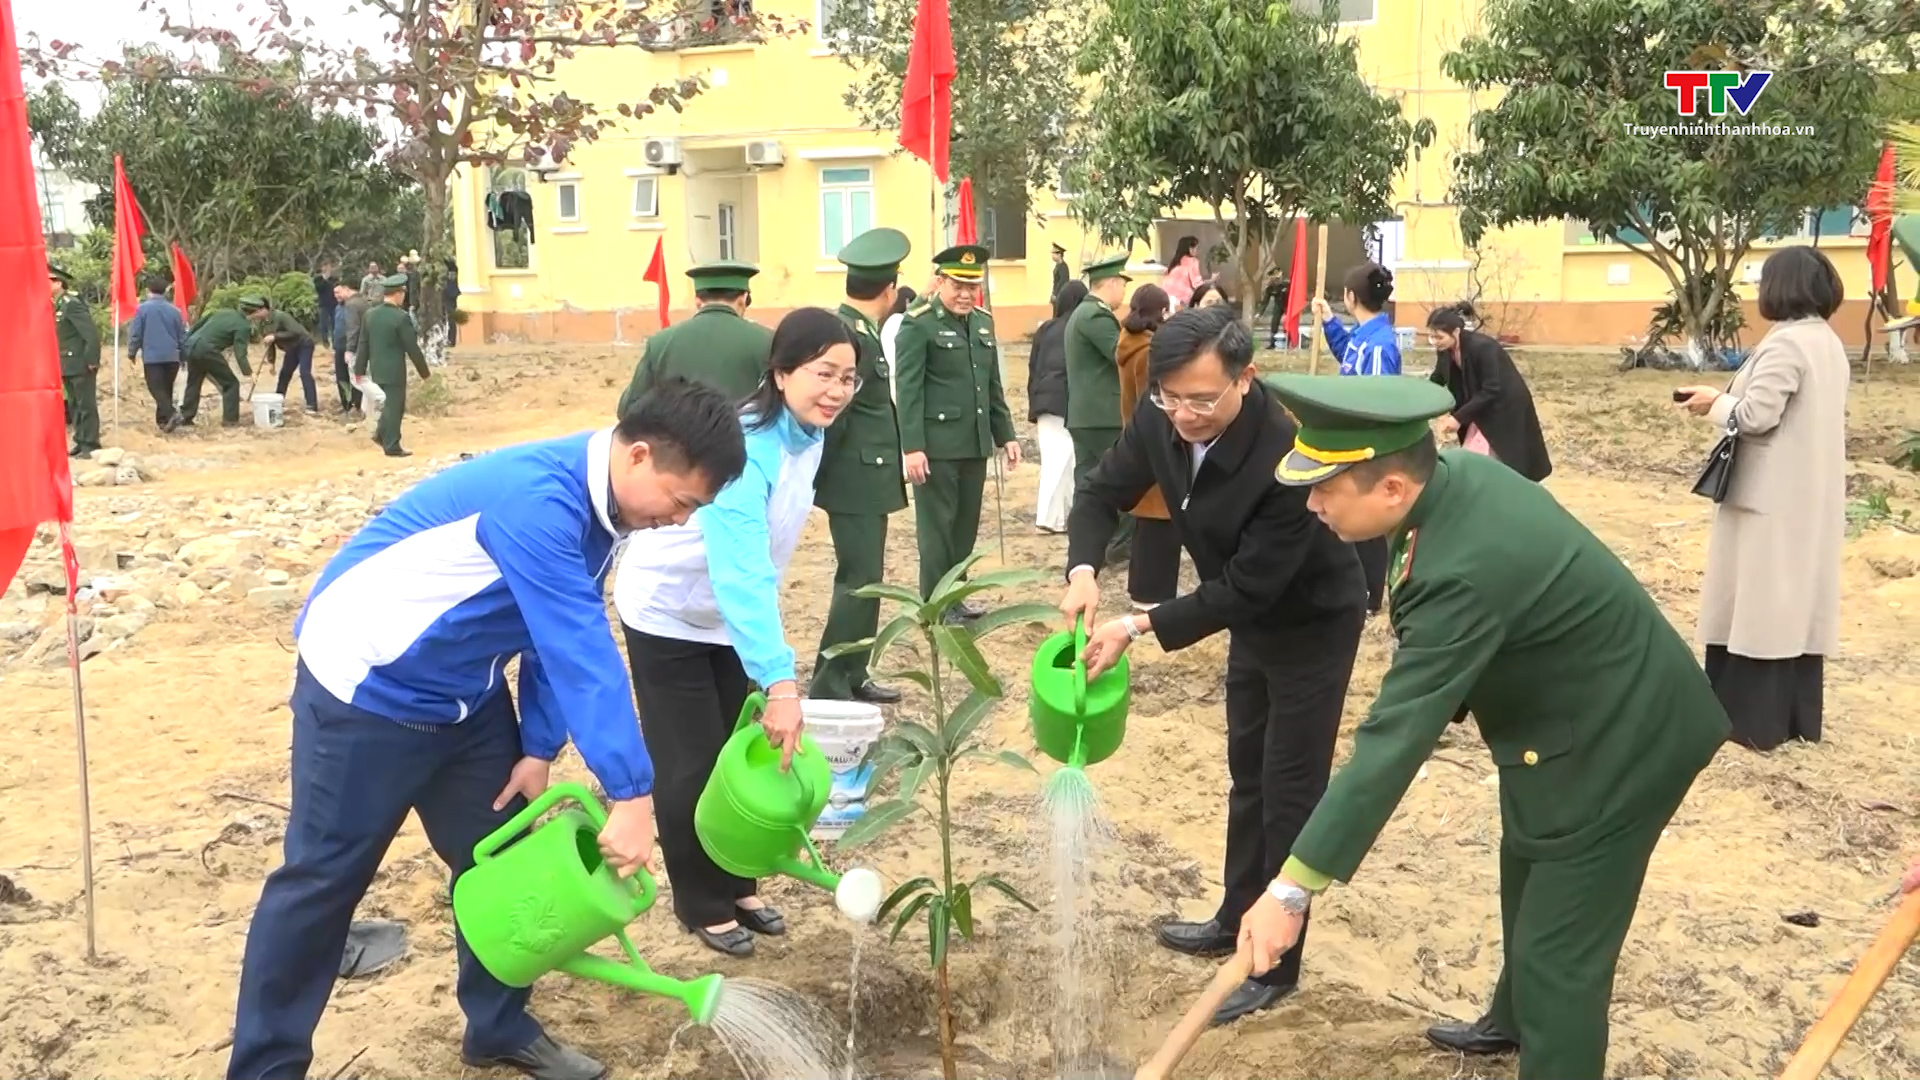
[643,137,683,169]
[745,140,784,168]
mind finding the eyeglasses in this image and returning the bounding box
[808,365,863,393]
[1149,386,1234,415]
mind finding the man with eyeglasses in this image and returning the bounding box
[810,227,912,704]
[1059,303,1366,1026]
[893,244,1020,614]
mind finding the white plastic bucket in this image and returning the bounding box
[803,699,885,840]
[1395,326,1418,354]
[251,392,285,429]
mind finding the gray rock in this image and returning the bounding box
[92,448,126,466]
[247,585,300,609]
[100,613,150,640]
[74,467,116,488]
[175,582,206,606]
[0,622,37,644]
[190,570,221,590]
[263,569,292,586]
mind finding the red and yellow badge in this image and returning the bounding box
[960,250,979,265]
[1388,527,1419,593]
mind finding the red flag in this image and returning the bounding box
[1866,141,1895,295]
[169,242,197,316]
[0,0,75,595]
[110,156,147,320]
[954,177,977,245]
[899,0,955,182]
[641,236,671,330]
[1281,218,1310,347]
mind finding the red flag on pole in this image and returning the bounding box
[1866,141,1895,295]
[641,236,671,330]
[1281,218,1310,347]
[169,242,197,316]
[899,0,955,183]
[110,156,148,318]
[954,177,977,245]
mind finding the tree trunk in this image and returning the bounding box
[936,957,957,1080]
[417,163,454,361]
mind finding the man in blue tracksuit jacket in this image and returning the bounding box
[1313,261,1404,613]
[227,379,748,1080]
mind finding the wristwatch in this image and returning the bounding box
[1267,878,1312,915]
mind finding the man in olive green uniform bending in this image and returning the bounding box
[354,275,432,458]
[1064,254,1132,561]
[810,228,912,705]
[614,261,771,417]
[1237,375,1730,1080]
[181,298,260,427]
[51,266,102,458]
[892,245,1020,612]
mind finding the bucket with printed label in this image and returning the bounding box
[802,699,885,840]
[251,392,285,429]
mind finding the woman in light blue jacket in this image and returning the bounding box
[613,307,858,957]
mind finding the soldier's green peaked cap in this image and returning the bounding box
[1083,252,1130,283]
[48,264,72,285]
[1266,374,1456,486]
[838,227,911,275]
[379,274,410,289]
[932,244,989,282]
[238,295,269,311]
[686,260,759,293]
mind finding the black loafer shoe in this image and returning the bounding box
[735,903,787,936]
[461,1034,608,1080]
[851,681,902,705]
[386,447,413,458]
[1156,918,1237,958]
[689,923,755,957]
[1212,979,1296,1026]
[1426,1015,1520,1056]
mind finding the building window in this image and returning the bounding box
[818,0,871,38]
[43,191,65,234]
[490,167,531,271]
[819,166,874,258]
[1292,0,1374,21]
[632,176,659,218]
[557,181,580,223]
[980,187,1029,260]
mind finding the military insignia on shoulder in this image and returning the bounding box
[1389,528,1418,592]
[907,301,931,317]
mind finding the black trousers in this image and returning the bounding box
[274,340,319,412]
[1127,515,1180,605]
[143,362,182,428]
[1069,424,1133,563]
[1356,536,1389,613]
[1215,606,1364,988]
[1704,645,1823,751]
[623,626,757,929]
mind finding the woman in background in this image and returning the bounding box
[1114,283,1178,609]
[1675,245,1848,751]
[1311,261,1402,613]
[1028,280,1085,534]
[1425,302,1551,482]
[615,308,858,956]
[1162,236,1205,311]
[880,285,917,402]
[1189,282,1229,310]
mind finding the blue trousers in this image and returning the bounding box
[227,663,544,1079]
[272,340,319,413]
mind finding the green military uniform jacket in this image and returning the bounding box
[615,303,771,417]
[261,310,313,350]
[185,308,256,376]
[892,296,1015,461]
[356,302,430,385]
[813,304,907,516]
[1289,451,1729,882]
[55,294,100,377]
[1063,295,1122,430]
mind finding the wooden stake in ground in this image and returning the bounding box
[1778,890,1920,1080]
[1307,222,1330,376]
[1134,952,1252,1080]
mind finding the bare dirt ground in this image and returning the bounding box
[3,342,1918,1080]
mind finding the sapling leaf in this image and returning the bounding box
[932,625,1002,697]
[941,689,995,754]
[865,612,921,667]
[971,873,1039,912]
[880,668,934,692]
[927,552,989,607]
[835,798,919,850]
[890,892,935,944]
[898,756,933,801]
[819,638,872,660]
[963,747,1037,773]
[850,582,932,608]
[892,721,942,760]
[922,567,1048,620]
[928,896,951,969]
[966,602,1063,640]
[950,882,975,939]
[877,876,937,922]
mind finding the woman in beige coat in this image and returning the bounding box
[1676,245,1848,750]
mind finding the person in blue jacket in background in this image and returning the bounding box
[614,308,858,958]
[127,274,190,432]
[1312,260,1403,612]
[226,378,748,1080]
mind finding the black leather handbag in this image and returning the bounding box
[1691,416,1739,502]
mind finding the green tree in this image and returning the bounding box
[1444,0,1888,363]
[27,61,411,285]
[830,0,1082,250]
[1065,0,1430,322]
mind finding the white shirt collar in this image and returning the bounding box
[586,428,624,538]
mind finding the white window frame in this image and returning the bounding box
[818,165,874,258]
[631,175,660,218]
[556,180,581,223]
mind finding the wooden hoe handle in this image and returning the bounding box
[1135,952,1253,1080]
[1778,890,1920,1080]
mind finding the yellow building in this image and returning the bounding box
[452,0,1888,347]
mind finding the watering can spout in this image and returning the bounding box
[559,955,724,1026]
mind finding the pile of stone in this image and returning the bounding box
[72,447,153,488]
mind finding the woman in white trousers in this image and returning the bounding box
[1026,282,1084,532]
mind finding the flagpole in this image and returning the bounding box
[111,302,119,434]
[60,521,97,960]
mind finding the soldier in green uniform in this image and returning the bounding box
[1065,253,1132,561]
[354,275,432,458]
[615,261,772,417]
[1232,375,1730,1080]
[50,266,102,458]
[180,298,260,427]
[809,228,912,704]
[892,244,1020,612]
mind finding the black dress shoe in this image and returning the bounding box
[386,447,413,458]
[851,680,902,705]
[1212,979,1296,1026]
[1156,918,1237,958]
[736,903,787,936]
[461,1033,608,1080]
[689,923,755,957]
[1426,1015,1520,1056]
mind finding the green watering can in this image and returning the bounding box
[453,783,724,1025]
[695,692,884,922]
[1029,615,1131,768]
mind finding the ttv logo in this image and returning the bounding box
[1664,71,1772,116]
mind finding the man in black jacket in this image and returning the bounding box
[1059,304,1366,1025]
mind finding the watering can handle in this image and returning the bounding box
[470,781,660,914]
[734,690,769,733]
[1071,615,1089,715]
